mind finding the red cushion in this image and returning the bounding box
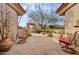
[59,37,71,45]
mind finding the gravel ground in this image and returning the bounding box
[1,33,69,55]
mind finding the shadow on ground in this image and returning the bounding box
[62,48,79,55]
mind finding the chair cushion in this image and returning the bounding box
[59,37,71,45]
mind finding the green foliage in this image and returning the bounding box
[49,25,64,29]
[25,32,32,37]
[48,32,53,37]
[35,29,42,34]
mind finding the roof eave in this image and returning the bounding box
[8,3,26,16]
[56,3,77,16]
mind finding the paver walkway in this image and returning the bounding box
[3,33,69,55]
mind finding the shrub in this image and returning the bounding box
[35,29,42,34]
[25,32,32,37]
[48,32,53,37]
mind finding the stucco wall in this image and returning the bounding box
[27,24,36,32]
[65,4,79,33]
[0,4,18,42]
[65,4,79,44]
[8,4,18,42]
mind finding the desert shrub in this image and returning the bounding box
[35,29,42,34]
[25,32,32,37]
[48,32,53,37]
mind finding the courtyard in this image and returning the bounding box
[2,33,69,55]
[0,3,79,55]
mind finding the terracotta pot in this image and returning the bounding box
[0,38,13,52]
[22,36,28,40]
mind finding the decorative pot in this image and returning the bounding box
[0,38,13,52]
[17,36,28,44]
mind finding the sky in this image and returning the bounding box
[18,3,63,27]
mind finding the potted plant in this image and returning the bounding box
[0,4,13,52]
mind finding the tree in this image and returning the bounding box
[27,4,63,34]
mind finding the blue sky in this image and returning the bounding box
[19,3,63,27]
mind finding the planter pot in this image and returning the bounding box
[22,36,28,40]
[17,36,28,44]
[0,38,13,52]
[18,36,28,40]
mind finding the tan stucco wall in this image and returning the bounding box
[65,4,79,34]
[0,4,18,42]
[8,5,18,42]
[65,4,79,44]
[27,24,36,32]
